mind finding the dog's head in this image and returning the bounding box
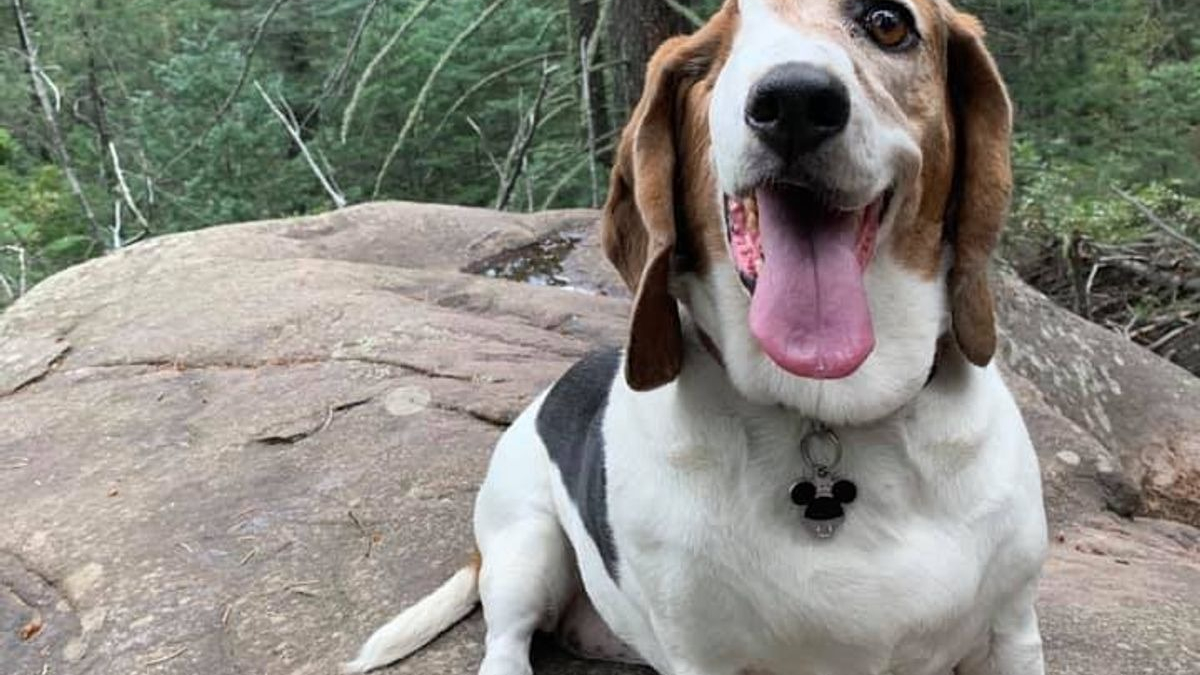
[603,0,1012,424]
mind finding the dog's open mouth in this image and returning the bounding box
[725,184,889,380]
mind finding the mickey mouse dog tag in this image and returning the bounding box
[790,425,857,539]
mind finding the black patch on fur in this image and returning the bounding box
[537,348,622,581]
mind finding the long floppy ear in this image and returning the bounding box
[602,33,708,391]
[945,12,1013,367]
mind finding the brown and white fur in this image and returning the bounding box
[346,1,1048,674]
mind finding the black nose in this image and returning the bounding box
[745,63,850,157]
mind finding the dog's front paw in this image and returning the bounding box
[477,653,533,675]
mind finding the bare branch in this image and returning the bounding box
[302,0,387,129]
[585,0,614,69]
[429,51,567,141]
[658,0,703,28]
[163,0,294,173]
[538,141,615,211]
[495,62,556,210]
[109,142,150,232]
[36,67,61,112]
[112,201,123,249]
[465,116,504,178]
[0,271,14,303]
[1103,257,1200,295]
[1,245,28,300]
[533,7,567,45]
[11,0,104,247]
[1111,186,1200,257]
[341,0,437,143]
[524,154,534,211]
[313,146,345,201]
[373,0,512,197]
[255,82,347,209]
[580,36,600,207]
[1146,322,1196,353]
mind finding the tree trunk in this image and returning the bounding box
[11,0,106,248]
[607,0,693,116]
[569,0,611,157]
[78,1,113,187]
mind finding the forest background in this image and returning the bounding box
[2,0,1198,373]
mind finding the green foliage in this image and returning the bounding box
[1010,144,1199,247]
[0,128,90,298]
[1,0,1198,309]
[0,0,591,305]
[961,0,1200,246]
[134,38,327,226]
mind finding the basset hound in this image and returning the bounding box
[346,1,1048,674]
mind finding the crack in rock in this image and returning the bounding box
[253,397,376,446]
[62,354,492,385]
[0,344,72,398]
[429,400,511,429]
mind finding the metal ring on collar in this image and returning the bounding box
[801,423,843,470]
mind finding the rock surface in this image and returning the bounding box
[996,272,1200,527]
[1,202,1197,675]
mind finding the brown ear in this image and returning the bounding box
[602,29,715,391]
[946,12,1013,367]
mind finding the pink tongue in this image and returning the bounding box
[748,187,875,379]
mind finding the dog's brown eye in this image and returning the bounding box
[863,5,915,50]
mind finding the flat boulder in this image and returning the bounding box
[1,202,1197,675]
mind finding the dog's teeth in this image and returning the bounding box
[739,270,757,293]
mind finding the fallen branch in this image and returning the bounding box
[1146,321,1197,353]
[1015,226,1200,374]
[372,0,512,197]
[1102,257,1200,295]
[1111,186,1200,257]
[255,82,347,209]
[140,647,187,667]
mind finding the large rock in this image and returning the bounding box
[996,271,1200,527]
[2,202,1198,675]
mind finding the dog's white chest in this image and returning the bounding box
[616,478,978,671]
[593,382,1043,675]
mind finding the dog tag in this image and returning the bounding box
[792,427,858,539]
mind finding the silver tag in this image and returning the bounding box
[791,426,857,539]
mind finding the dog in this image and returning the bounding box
[345,1,1048,673]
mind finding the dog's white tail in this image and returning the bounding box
[342,558,481,674]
